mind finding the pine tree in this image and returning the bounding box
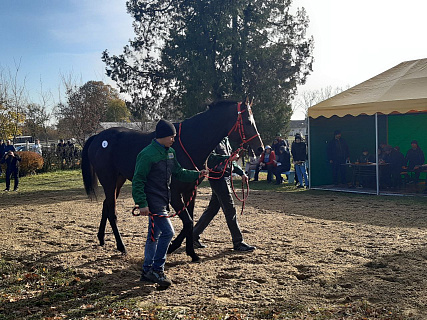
[102,0,313,141]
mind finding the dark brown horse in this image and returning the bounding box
[81,100,263,261]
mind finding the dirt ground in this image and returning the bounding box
[1,184,427,319]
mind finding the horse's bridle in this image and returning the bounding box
[227,102,260,147]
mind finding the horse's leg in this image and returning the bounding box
[97,206,108,247]
[109,176,127,253]
[182,196,198,261]
[98,176,127,254]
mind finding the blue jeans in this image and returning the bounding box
[295,162,308,187]
[143,213,175,272]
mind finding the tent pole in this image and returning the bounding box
[375,113,379,195]
[307,116,311,189]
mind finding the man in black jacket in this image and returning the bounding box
[193,137,255,252]
[405,140,425,184]
[274,145,291,184]
[0,139,5,175]
[1,150,21,191]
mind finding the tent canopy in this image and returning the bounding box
[308,58,427,119]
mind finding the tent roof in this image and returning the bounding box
[308,58,427,119]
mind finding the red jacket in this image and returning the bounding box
[259,151,276,166]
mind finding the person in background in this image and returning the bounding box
[0,140,5,155]
[271,133,288,155]
[0,140,5,175]
[383,146,405,189]
[387,146,406,189]
[193,137,255,252]
[32,139,43,156]
[132,119,207,287]
[245,147,263,180]
[355,148,376,188]
[4,140,16,154]
[274,145,291,185]
[56,139,66,168]
[404,140,425,183]
[1,150,21,191]
[253,145,276,182]
[357,148,375,163]
[291,133,308,188]
[327,130,349,185]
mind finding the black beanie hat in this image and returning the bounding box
[156,119,176,138]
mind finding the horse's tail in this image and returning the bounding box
[81,134,98,200]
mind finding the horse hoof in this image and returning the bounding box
[117,246,127,255]
[98,238,105,247]
[191,255,200,263]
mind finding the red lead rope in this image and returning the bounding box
[206,147,250,215]
[132,171,205,242]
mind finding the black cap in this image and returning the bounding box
[156,119,176,138]
[334,130,341,136]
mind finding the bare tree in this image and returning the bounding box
[55,78,120,147]
[0,62,28,140]
[33,79,53,144]
[293,85,349,118]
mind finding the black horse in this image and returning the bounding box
[81,100,263,262]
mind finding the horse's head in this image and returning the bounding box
[228,98,264,156]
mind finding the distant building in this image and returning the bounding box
[289,120,307,137]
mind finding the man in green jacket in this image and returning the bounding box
[132,119,207,287]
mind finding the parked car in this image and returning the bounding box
[15,144,35,152]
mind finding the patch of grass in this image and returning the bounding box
[1,169,83,193]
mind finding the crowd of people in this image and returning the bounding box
[56,139,80,169]
[248,133,309,188]
[326,130,426,191]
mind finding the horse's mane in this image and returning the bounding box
[177,100,240,126]
[208,99,240,109]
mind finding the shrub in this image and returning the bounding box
[17,151,44,176]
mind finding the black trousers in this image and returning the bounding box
[5,167,19,190]
[193,178,243,247]
[332,162,346,184]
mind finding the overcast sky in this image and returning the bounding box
[292,0,427,118]
[1,0,426,119]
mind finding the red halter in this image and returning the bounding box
[227,102,260,146]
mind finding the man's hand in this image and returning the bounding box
[241,174,248,183]
[200,169,209,177]
[139,207,150,216]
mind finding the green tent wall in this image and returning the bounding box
[308,112,427,190]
